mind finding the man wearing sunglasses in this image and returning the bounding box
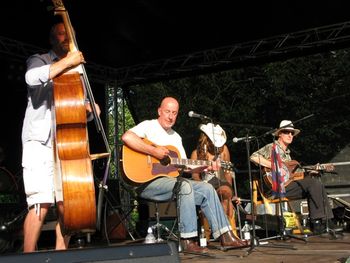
[250,120,342,235]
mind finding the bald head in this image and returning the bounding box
[160,97,179,108]
[157,97,179,131]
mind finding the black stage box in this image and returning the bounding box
[1,241,180,263]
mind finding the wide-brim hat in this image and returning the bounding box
[273,120,300,136]
[199,123,227,147]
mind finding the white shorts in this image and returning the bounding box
[22,141,63,207]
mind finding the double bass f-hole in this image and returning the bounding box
[51,0,111,234]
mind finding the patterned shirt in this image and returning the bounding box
[251,140,292,163]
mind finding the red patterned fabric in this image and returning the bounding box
[270,143,286,197]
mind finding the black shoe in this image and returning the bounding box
[310,219,325,235]
[311,219,343,235]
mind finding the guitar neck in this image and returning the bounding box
[170,158,212,167]
[169,157,233,171]
[330,161,350,166]
[303,161,350,170]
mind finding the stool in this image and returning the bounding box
[252,178,305,235]
[139,198,178,242]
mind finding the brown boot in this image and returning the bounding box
[220,231,250,248]
[181,239,209,253]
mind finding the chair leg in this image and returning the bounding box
[228,215,238,237]
[151,202,178,242]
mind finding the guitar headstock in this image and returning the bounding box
[319,163,335,172]
[304,162,335,174]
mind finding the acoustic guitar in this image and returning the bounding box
[122,138,234,185]
[262,160,347,189]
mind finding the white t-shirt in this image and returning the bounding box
[130,119,187,158]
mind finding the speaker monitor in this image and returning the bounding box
[1,241,180,263]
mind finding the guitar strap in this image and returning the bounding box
[271,143,286,197]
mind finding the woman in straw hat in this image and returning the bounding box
[191,122,243,240]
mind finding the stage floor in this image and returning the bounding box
[180,232,350,263]
[1,231,349,262]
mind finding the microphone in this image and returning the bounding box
[188,111,211,120]
[232,136,254,143]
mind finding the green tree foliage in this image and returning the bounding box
[124,49,350,197]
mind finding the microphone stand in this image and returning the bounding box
[243,134,258,254]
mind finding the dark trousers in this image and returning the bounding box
[285,177,333,220]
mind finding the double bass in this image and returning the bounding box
[51,0,110,234]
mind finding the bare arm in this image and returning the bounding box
[121,130,169,160]
[49,51,84,80]
[85,102,101,120]
[222,145,233,186]
[250,153,271,169]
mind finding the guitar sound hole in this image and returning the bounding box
[160,156,171,166]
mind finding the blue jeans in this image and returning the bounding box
[139,176,231,239]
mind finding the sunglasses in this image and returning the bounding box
[280,130,295,136]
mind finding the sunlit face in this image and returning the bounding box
[157,97,179,131]
[278,129,295,146]
[50,23,70,56]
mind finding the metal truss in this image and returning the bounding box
[0,36,42,61]
[0,36,120,85]
[2,21,350,86]
[113,21,350,87]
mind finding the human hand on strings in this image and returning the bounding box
[66,50,85,68]
[184,164,209,174]
[309,163,334,175]
[232,196,241,205]
[153,145,170,161]
[207,158,221,172]
[49,51,86,79]
[85,102,101,116]
[310,163,323,175]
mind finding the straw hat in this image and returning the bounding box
[199,123,227,147]
[273,120,300,136]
